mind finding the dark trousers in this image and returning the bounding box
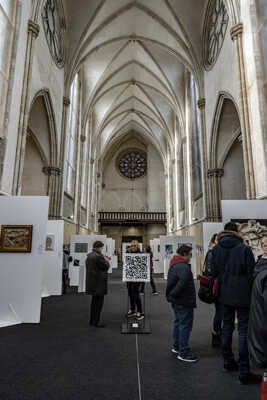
[90,295,104,325]
[171,304,194,357]
[62,269,69,294]
[128,283,143,313]
[213,301,223,334]
[222,305,250,376]
[140,274,157,293]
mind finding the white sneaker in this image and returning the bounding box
[136,313,144,321]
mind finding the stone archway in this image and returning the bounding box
[21,90,60,218]
[208,92,246,220]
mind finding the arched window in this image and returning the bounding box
[65,74,79,196]
[0,1,17,136]
[81,121,89,208]
[190,75,203,200]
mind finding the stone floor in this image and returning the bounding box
[0,272,263,400]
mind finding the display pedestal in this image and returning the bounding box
[121,290,151,334]
[121,318,151,334]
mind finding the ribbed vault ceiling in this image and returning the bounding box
[64,0,209,160]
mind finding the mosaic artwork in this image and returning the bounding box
[231,219,267,258]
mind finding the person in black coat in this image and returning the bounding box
[203,233,223,347]
[166,244,197,363]
[211,221,261,384]
[86,241,110,328]
[248,237,267,368]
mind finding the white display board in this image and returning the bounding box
[160,236,197,279]
[122,253,150,282]
[0,196,49,328]
[151,238,162,273]
[42,220,64,297]
[202,222,224,255]
[221,200,267,222]
[69,234,107,293]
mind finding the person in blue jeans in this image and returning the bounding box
[166,244,197,363]
[211,221,261,385]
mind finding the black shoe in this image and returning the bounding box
[223,361,239,371]
[178,353,198,363]
[239,372,262,385]
[136,313,144,321]
[212,332,221,348]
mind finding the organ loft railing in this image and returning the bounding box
[98,211,167,224]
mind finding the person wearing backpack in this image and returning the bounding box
[211,222,261,385]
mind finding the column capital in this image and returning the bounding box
[230,23,243,41]
[207,168,224,178]
[197,98,206,109]
[63,97,70,107]
[43,166,62,176]
[28,19,40,39]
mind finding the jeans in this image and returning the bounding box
[128,283,143,313]
[222,305,250,376]
[90,295,104,325]
[213,301,223,334]
[171,304,194,357]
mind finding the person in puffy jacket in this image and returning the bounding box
[211,221,261,385]
[166,244,197,363]
[248,237,267,368]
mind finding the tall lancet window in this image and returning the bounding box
[81,121,89,208]
[65,74,79,196]
[0,1,17,136]
[190,75,203,200]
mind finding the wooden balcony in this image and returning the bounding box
[98,211,167,225]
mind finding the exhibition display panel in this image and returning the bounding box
[0,196,49,328]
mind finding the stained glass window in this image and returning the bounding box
[42,0,65,68]
[203,0,229,70]
[117,150,147,179]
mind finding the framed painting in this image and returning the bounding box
[0,225,33,253]
[74,243,88,253]
[45,234,55,251]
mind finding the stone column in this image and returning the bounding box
[12,19,40,195]
[207,168,224,221]
[197,98,209,220]
[43,166,62,219]
[230,23,256,199]
[57,96,70,218]
[76,134,86,232]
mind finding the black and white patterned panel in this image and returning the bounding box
[123,254,150,282]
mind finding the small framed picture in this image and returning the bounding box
[74,243,88,253]
[0,225,33,253]
[45,234,55,251]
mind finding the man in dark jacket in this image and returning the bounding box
[166,244,197,363]
[86,241,110,328]
[248,238,267,368]
[211,222,261,384]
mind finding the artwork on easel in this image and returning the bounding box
[0,225,33,253]
[45,234,55,251]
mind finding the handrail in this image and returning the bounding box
[98,211,167,222]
